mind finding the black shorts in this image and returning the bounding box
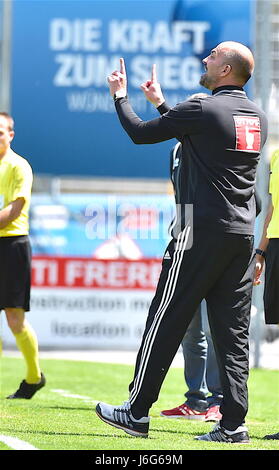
[264,238,279,324]
[0,235,32,312]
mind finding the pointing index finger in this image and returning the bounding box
[120,57,126,76]
[151,64,157,83]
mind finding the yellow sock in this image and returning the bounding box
[14,323,41,384]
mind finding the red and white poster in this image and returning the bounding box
[2,256,278,369]
[2,257,161,349]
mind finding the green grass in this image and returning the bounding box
[0,356,278,451]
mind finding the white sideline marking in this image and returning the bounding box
[51,388,98,405]
[0,434,38,450]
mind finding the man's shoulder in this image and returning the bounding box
[243,96,267,115]
[168,97,204,115]
[8,150,32,172]
[202,92,267,119]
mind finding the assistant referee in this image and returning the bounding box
[0,112,45,399]
[96,41,268,443]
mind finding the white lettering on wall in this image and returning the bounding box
[108,20,209,53]
[50,18,102,51]
[32,259,58,286]
[49,17,210,110]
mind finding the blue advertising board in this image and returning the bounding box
[10,0,253,178]
[29,193,175,258]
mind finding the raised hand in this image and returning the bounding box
[107,58,127,97]
[140,64,165,108]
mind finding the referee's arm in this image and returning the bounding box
[0,198,25,229]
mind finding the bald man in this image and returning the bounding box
[200,41,254,90]
[96,42,268,443]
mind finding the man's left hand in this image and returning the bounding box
[140,64,165,108]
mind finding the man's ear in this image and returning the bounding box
[9,131,15,143]
[221,64,232,77]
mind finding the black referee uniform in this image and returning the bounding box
[116,86,268,431]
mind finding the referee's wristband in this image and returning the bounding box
[255,248,266,259]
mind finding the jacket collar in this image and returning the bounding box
[212,85,245,95]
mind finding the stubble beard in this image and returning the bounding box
[199,73,214,91]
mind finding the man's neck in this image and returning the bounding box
[0,147,11,161]
[212,85,244,95]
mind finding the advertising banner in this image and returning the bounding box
[10,0,253,178]
[2,256,162,349]
[29,193,174,258]
[2,255,278,367]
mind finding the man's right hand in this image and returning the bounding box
[107,58,127,98]
[253,254,265,285]
[140,64,165,108]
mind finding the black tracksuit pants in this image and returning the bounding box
[128,227,255,431]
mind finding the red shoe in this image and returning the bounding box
[160,403,206,420]
[205,405,222,422]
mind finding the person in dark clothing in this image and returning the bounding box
[162,120,223,423]
[161,133,261,423]
[96,41,268,443]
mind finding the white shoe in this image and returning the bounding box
[195,422,249,443]
[96,401,150,438]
